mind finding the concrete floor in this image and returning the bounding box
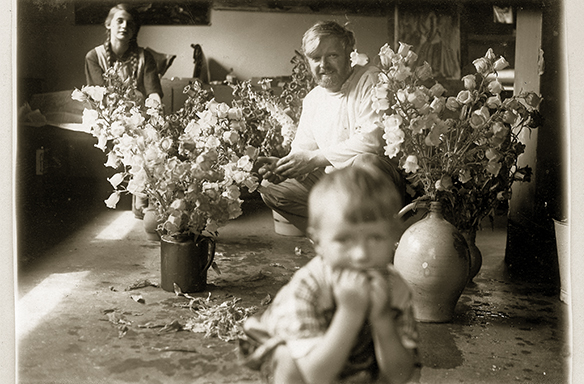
[17,195,571,384]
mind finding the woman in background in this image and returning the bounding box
[85,3,162,219]
[85,3,163,103]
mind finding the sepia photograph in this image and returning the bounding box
[8,0,581,383]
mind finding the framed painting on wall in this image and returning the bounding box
[74,1,211,25]
[397,3,461,80]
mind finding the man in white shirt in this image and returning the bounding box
[259,21,404,234]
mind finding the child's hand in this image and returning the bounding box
[332,269,369,314]
[367,270,393,321]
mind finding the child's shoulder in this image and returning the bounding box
[267,256,334,311]
[257,256,335,335]
[285,256,332,291]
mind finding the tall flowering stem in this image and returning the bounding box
[368,44,543,231]
[230,78,300,158]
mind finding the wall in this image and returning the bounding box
[17,1,389,95]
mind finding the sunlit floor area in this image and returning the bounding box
[17,195,570,384]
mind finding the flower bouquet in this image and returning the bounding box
[230,78,296,159]
[365,43,542,231]
[278,50,316,123]
[228,50,314,159]
[72,71,259,242]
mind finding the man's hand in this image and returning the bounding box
[273,150,329,179]
[255,157,286,184]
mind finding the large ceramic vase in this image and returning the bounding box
[394,201,470,322]
[462,229,482,282]
[160,235,215,293]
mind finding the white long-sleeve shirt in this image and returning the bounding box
[291,65,385,170]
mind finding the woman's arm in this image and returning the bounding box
[85,49,105,86]
[143,49,164,98]
[294,269,369,384]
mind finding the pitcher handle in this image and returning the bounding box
[398,200,430,223]
[398,202,417,219]
[199,237,216,275]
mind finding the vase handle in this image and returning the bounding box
[398,201,431,228]
[200,237,216,275]
[398,202,418,219]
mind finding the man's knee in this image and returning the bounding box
[260,186,279,211]
[260,182,295,211]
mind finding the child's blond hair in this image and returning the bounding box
[307,164,404,233]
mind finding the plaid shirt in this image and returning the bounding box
[241,256,419,382]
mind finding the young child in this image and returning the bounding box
[240,165,420,384]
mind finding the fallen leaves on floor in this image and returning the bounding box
[101,282,261,343]
[103,309,131,338]
[150,346,198,353]
[158,319,183,333]
[130,294,145,304]
[242,270,270,281]
[125,279,159,291]
[184,297,259,342]
[260,294,272,306]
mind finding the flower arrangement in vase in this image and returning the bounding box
[361,42,543,317]
[363,42,543,232]
[72,71,259,244]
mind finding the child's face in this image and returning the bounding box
[312,208,402,271]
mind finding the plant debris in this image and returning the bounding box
[260,294,272,306]
[104,310,131,338]
[184,297,259,342]
[138,322,166,329]
[125,279,159,291]
[130,294,145,304]
[151,346,198,353]
[158,319,183,333]
[242,270,270,282]
[173,283,208,300]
